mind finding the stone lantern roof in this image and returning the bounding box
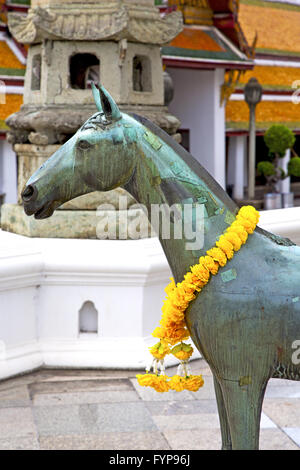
[8,0,183,44]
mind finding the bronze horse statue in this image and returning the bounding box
[21,84,300,450]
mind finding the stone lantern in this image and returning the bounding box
[2,0,183,238]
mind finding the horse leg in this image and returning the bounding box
[213,375,232,450]
[219,376,269,450]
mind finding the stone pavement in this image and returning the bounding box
[0,359,299,451]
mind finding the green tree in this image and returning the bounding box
[257,124,299,193]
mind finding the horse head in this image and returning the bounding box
[21,84,139,219]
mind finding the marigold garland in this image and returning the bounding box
[137,206,260,393]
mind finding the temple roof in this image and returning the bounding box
[226,100,300,133]
[0,0,27,135]
[162,25,253,69]
[0,94,23,132]
[226,0,300,133]
[238,0,300,58]
[235,65,300,93]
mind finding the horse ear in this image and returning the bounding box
[99,85,122,122]
[91,82,121,122]
[91,82,103,113]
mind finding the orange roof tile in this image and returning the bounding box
[239,1,300,55]
[169,27,224,52]
[0,41,25,70]
[230,65,300,91]
[226,99,300,130]
[0,94,23,129]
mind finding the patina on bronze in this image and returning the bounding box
[22,84,300,450]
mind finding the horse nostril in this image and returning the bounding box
[22,184,37,202]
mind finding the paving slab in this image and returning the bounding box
[163,429,222,451]
[0,407,37,439]
[28,378,133,399]
[262,398,300,427]
[145,399,218,416]
[33,402,158,436]
[259,429,299,450]
[0,436,40,450]
[32,390,140,406]
[282,428,300,447]
[0,385,31,408]
[39,432,171,450]
[0,360,299,450]
[153,413,221,431]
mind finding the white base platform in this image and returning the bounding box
[0,230,201,380]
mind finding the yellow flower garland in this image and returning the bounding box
[136,206,260,393]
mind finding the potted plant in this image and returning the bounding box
[257,124,300,209]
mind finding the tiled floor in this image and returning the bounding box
[0,359,299,450]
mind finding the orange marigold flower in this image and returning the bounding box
[190,263,210,284]
[165,277,176,296]
[160,316,185,330]
[224,231,242,251]
[152,327,165,340]
[169,375,186,392]
[199,255,219,275]
[238,206,260,225]
[171,342,194,361]
[216,235,234,260]
[136,374,157,388]
[152,375,171,393]
[184,375,205,392]
[136,374,170,392]
[235,216,256,234]
[163,327,190,345]
[226,222,248,244]
[149,341,170,360]
[206,247,227,267]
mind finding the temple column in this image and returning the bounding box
[278,148,291,195]
[227,135,247,201]
[168,67,226,188]
[0,140,17,204]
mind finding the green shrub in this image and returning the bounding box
[264,124,296,157]
[288,156,300,177]
[257,161,275,177]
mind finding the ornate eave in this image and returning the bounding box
[8,4,183,45]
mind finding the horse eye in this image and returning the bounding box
[78,139,92,150]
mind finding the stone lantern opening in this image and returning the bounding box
[70,53,100,90]
[133,55,152,92]
[31,54,41,91]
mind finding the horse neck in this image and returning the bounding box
[124,125,238,281]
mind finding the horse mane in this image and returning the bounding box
[129,113,296,248]
[129,112,237,213]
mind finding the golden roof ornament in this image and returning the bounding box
[168,0,213,25]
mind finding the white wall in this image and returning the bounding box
[167,67,226,188]
[0,140,18,204]
[0,230,201,380]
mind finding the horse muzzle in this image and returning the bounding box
[21,184,56,219]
